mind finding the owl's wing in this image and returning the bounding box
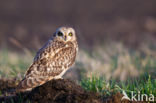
[33,39,66,62]
[33,40,53,62]
[16,45,76,92]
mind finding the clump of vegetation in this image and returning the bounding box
[80,75,156,97]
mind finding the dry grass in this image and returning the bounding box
[0,49,32,79]
[76,41,156,81]
[0,41,155,81]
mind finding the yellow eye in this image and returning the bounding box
[68,32,73,36]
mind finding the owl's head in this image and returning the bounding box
[53,27,76,42]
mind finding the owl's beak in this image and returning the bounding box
[64,35,67,41]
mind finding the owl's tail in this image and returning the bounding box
[16,77,49,93]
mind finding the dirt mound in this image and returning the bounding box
[0,79,102,103]
[26,79,101,103]
[0,78,145,103]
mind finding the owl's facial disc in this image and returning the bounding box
[54,27,76,42]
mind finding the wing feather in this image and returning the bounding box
[16,41,77,92]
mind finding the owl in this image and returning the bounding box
[16,27,78,92]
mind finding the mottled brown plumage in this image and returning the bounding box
[16,27,78,92]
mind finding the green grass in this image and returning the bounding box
[80,75,156,97]
[80,76,116,96]
[0,49,32,78]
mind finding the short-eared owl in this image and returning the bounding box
[16,27,78,92]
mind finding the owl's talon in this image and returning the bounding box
[59,77,63,79]
[54,76,63,80]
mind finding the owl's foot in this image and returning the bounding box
[58,77,63,79]
[53,76,63,80]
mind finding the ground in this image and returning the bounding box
[0,78,147,103]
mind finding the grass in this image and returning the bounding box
[0,42,156,81]
[80,75,156,98]
[80,76,117,97]
[76,42,156,81]
[0,48,32,78]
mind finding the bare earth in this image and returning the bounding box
[0,79,146,103]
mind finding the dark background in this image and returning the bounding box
[0,0,156,50]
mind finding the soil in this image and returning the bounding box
[0,79,146,103]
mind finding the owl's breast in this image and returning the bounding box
[49,45,76,71]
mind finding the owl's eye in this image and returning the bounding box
[68,32,73,36]
[57,31,63,36]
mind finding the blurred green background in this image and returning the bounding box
[0,0,156,81]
